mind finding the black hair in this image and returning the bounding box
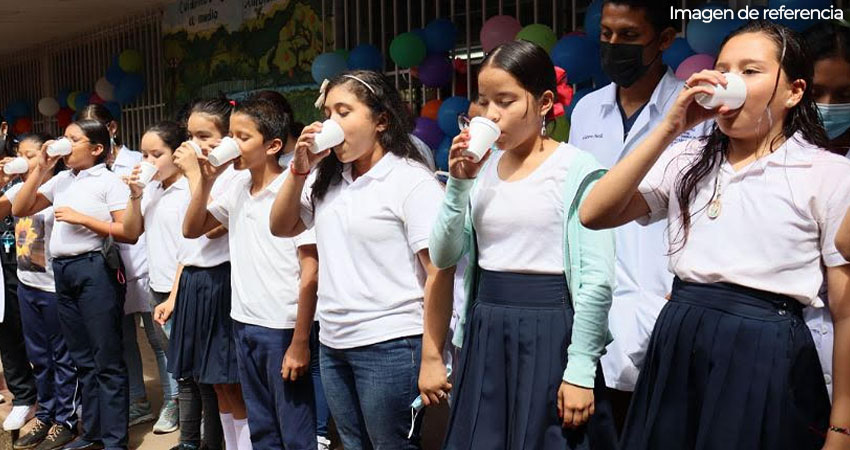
[480,40,557,120]
[233,97,288,146]
[602,0,678,34]
[188,98,233,136]
[805,21,850,64]
[18,132,52,148]
[71,119,112,165]
[311,70,425,203]
[673,20,827,251]
[250,90,295,141]
[78,104,122,146]
[146,120,188,153]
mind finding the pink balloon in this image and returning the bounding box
[480,16,523,53]
[675,54,716,80]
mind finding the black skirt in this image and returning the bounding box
[167,262,239,384]
[621,278,831,450]
[444,270,617,450]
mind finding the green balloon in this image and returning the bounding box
[389,32,426,69]
[119,50,144,73]
[516,24,557,53]
[550,116,569,142]
[67,91,79,111]
[334,48,350,60]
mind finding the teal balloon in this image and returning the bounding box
[551,35,600,84]
[389,32,427,68]
[106,56,126,86]
[347,44,383,71]
[312,52,348,84]
[57,89,70,108]
[437,96,470,136]
[516,24,557,53]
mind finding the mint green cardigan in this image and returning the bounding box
[429,146,615,388]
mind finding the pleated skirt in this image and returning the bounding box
[167,262,239,384]
[621,277,831,450]
[444,270,618,450]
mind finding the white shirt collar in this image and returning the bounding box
[72,163,107,179]
[341,152,400,184]
[112,146,137,169]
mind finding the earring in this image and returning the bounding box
[540,117,548,137]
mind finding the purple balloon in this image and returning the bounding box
[412,117,444,150]
[675,54,716,81]
[418,54,453,88]
[480,15,522,53]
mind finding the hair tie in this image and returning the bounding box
[229,100,237,107]
[548,66,574,119]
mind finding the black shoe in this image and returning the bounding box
[169,444,200,450]
[13,419,50,449]
[60,438,103,450]
[35,424,76,450]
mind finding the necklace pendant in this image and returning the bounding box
[707,199,721,219]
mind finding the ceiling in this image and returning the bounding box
[0,0,175,54]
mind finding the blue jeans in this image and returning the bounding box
[311,322,330,438]
[320,336,423,450]
[233,321,316,450]
[123,310,178,401]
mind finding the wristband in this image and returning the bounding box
[290,161,310,177]
[830,425,850,436]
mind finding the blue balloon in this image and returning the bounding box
[115,74,145,104]
[551,35,600,85]
[663,37,696,72]
[106,56,126,86]
[347,44,383,71]
[2,107,14,122]
[8,100,30,119]
[412,28,427,42]
[424,19,458,54]
[566,87,594,118]
[584,0,604,41]
[437,96,471,136]
[686,4,744,56]
[74,92,90,111]
[768,0,832,31]
[311,52,348,85]
[435,136,451,171]
[104,102,122,121]
[57,89,70,108]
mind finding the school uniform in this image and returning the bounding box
[167,166,241,385]
[569,67,712,392]
[620,134,850,450]
[38,163,130,449]
[430,145,618,450]
[5,183,79,430]
[208,161,316,450]
[299,152,443,449]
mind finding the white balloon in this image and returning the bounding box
[95,77,115,102]
[37,97,60,117]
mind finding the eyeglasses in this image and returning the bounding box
[457,113,471,131]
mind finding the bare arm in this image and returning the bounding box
[281,244,320,382]
[120,165,145,241]
[836,208,850,261]
[826,265,850,449]
[418,249,456,406]
[54,209,138,244]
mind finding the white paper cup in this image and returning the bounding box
[310,119,345,154]
[137,162,158,186]
[46,138,72,157]
[207,137,240,167]
[462,117,501,163]
[188,141,203,156]
[696,72,747,110]
[3,157,28,175]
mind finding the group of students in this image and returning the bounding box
[0,0,850,450]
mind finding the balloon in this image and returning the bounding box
[57,89,70,108]
[584,0,604,41]
[13,117,32,135]
[311,52,348,84]
[551,35,600,85]
[549,116,570,142]
[106,58,126,86]
[9,100,30,118]
[115,74,145,104]
[74,92,90,112]
[437,96,471,136]
[566,87,594,118]
[347,44,383,71]
[662,37,696,73]
[481,15,523,53]
[390,32,427,68]
[89,93,105,105]
[675,54,716,80]
[118,49,144,73]
[333,48,350,60]
[516,24,557,53]
[56,107,74,128]
[423,19,457,54]
[435,136,451,171]
[686,4,744,56]
[95,77,116,102]
[67,92,80,111]
[418,54,453,88]
[412,117,444,150]
[768,0,832,31]
[37,97,60,117]
[421,99,442,120]
[104,102,122,121]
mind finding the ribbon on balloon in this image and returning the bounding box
[548,66,574,119]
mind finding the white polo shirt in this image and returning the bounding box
[209,166,315,329]
[111,147,149,282]
[569,68,713,391]
[141,177,191,293]
[179,166,240,268]
[639,134,850,304]
[38,164,129,258]
[300,152,444,348]
[6,183,55,292]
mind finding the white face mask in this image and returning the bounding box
[817,102,850,140]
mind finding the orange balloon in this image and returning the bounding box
[13,117,32,134]
[421,99,442,120]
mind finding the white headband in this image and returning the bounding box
[314,75,377,109]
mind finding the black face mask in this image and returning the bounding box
[600,39,660,88]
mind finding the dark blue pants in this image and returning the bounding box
[310,322,330,438]
[17,283,79,428]
[53,252,128,450]
[233,321,317,450]
[0,276,38,407]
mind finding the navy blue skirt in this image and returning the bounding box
[167,262,239,384]
[444,270,617,450]
[621,278,831,450]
